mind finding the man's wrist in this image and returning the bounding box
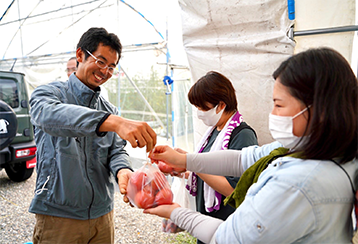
[99,114,123,133]
[96,112,111,136]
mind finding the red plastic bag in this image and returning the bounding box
[127,162,173,209]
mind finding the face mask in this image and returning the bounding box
[269,106,309,148]
[197,104,225,126]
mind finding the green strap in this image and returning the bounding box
[224,147,290,208]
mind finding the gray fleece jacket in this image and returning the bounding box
[29,73,131,220]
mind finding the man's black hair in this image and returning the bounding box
[76,27,122,63]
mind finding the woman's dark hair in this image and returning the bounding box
[188,71,237,113]
[76,27,122,63]
[273,48,358,163]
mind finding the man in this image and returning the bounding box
[29,27,156,243]
[66,56,110,101]
[66,56,77,78]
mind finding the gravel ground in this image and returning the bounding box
[0,169,194,244]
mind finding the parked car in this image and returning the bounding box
[0,70,36,182]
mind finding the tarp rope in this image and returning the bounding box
[26,0,109,56]
[0,0,103,27]
[2,0,42,59]
[119,0,164,40]
[0,0,15,22]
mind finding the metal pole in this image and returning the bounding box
[117,0,121,115]
[170,67,175,147]
[165,88,169,140]
[290,25,358,39]
[17,0,24,58]
[120,66,166,130]
[165,17,170,142]
[117,64,121,115]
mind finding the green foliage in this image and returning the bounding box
[165,232,197,244]
[104,66,172,132]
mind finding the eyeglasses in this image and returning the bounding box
[85,49,118,75]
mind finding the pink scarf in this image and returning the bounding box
[186,111,243,212]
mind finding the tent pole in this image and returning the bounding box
[16,0,24,58]
[289,25,358,40]
[120,66,166,130]
[165,17,174,147]
[117,0,121,115]
[165,17,170,142]
[117,64,121,115]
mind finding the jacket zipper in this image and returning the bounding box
[84,139,95,220]
[85,93,96,219]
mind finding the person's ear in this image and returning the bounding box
[218,101,225,112]
[76,48,84,63]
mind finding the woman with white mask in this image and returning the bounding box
[164,71,258,242]
[144,48,358,244]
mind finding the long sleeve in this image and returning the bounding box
[186,142,282,177]
[187,150,243,177]
[171,207,223,244]
[108,132,132,180]
[30,84,108,138]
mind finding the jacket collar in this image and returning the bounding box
[68,73,101,107]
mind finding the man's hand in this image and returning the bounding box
[99,115,157,152]
[117,168,133,203]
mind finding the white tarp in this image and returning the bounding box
[179,0,357,146]
[179,0,295,145]
[294,0,356,62]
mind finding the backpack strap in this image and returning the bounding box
[228,122,257,148]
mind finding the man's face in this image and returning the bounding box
[75,44,119,90]
[66,59,77,78]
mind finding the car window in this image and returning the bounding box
[0,78,19,108]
